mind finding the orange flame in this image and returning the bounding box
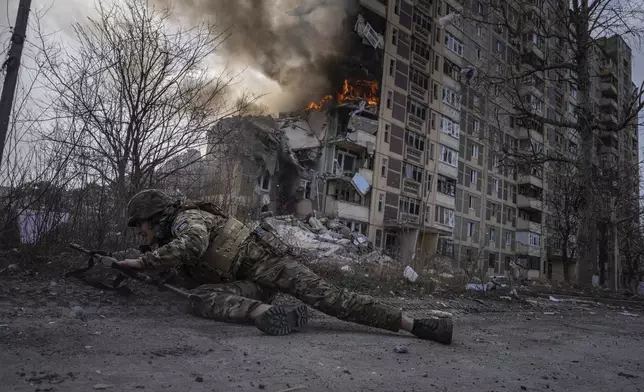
[305,79,379,111]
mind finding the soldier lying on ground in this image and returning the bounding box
[106,189,453,344]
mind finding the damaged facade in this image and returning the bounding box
[205,0,639,285]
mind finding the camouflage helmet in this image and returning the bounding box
[127,189,174,227]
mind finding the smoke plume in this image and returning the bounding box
[155,0,358,112]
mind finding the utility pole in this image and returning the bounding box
[0,0,32,170]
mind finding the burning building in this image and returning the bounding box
[205,0,454,263]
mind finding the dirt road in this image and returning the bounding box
[1,273,643,392]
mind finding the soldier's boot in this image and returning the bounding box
[411,316,453,345]
[255,305,308,336]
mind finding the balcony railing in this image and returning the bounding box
[406,113,425,133]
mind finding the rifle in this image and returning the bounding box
[66,243,202,302]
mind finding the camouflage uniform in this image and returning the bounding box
[121,189,452,343]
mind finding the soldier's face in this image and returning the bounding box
[136,220,158,246]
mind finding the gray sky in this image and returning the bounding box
[2,0,644,148]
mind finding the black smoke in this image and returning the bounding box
[154,0,362,110]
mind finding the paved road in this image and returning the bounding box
[1,276,643,392]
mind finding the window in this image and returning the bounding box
[476,1,483,13]
[426,172,433,191]
[413,10,431,30]
[412,39,431,60]
[468,195,474,209]
[445,33,464,56]
[335,150,356,174]
[384,124,390,143]
[529,232,541,247]
[259,170,270,191]
[440,116,460,138]
[435,206,455,227]
[394,0,400,14]
[437,175,456,196]
[410,69,429,90]
[473,120,480,135]
[378,193,384,212]
[496,40,503,53]
[443,58,461,80]
[333,182,363,204]
[407,99,427,120]
[404,162,423,183]
[473,94,480,108]
[505,231,512,245]
[399,196,422,216]
[389,59,395,77]
[472,143,479,158]
[406,130,425,150]
[492,178,499,194]
[489,228,496,242]
[488,253,496,268]
[375,229,383,248]
[386,91,393,109]
[381,158,388,177]
[467,222,474,237]
[299,179,312,199]
[476,47,483,60]
[470,170,478,184]
[442,87,461,109]
[392,28,398,46]
[439,145,459,167]
[476,25,482,36]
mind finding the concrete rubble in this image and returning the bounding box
[251,214,394,265]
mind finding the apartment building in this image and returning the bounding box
[206,0,637,277]
[358,0,638,279]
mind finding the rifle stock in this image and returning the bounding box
[68,243,201,302]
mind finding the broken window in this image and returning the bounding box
[441,87,461,109]
[443,58,460,80]
[412,38,431,60]
[332,182,362,204]
[440,115,460,138]
[403,162,423,183]
[405,130,425,151]
[435,205,455,227]
[259,170,270,191]
[413,9,431,31]
[406,98,427,120]
[335,149,357,175]
[399,196,422,216]
[299,179,312,199]
[439,145,459,167]
[410,69,429,90]
[437,175,456,197]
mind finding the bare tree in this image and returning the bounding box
[32,0,256,207]
[444,0,644,285]
[544,160,582,282]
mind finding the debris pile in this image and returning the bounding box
[256,215,394,265]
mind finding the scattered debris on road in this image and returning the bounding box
[394,344,408,354]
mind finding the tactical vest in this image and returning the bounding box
[158,200,250,281]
